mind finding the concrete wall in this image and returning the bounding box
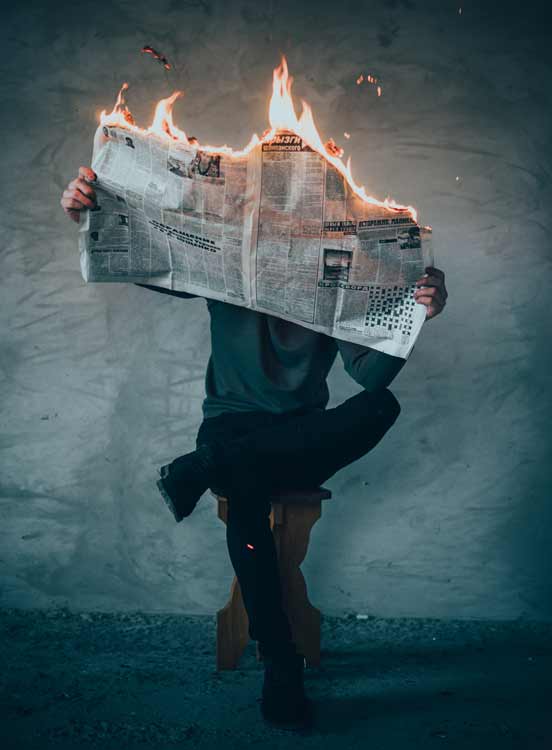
[1,0,551,619]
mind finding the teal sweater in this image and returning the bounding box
[136,284,404,419]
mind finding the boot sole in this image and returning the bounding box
[156,466,184,523]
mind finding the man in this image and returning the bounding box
[62,166,448,729]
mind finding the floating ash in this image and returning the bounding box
[99,57,416,221]
[141,45,172,70]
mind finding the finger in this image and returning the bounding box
[425,303,443,320]
[425,266,445,279]
[62,189,94,210]
[69,178,96,201]
[60,202,82,223]
[422,273,448,300]
[66,209,81,224]
[415,274,442,288]
[61,197,88,211]
[414,279,448,300]
[418,300,442,320]
[415,294,446,316]
[65,187,95,208]
[75,189,96,208]
[414,287,446,308]
[78,166,97,182]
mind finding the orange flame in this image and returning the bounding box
[147,91,187,140]
[100,57,417,221]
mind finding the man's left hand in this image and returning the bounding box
[414,266,448,320]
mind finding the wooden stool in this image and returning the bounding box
[214,487,332,671]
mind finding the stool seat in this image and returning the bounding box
[213,486,332,671]
[268,487,332,505]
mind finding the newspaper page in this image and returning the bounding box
[80,124,433,358]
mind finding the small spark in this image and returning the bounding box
[458,7,462,14]
[344,132,351,139]
[356,74,364,85]
[246,543,255,550]
[455,175,461,181]
[377,85,382,97]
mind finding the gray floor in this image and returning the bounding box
[1,609,550,749]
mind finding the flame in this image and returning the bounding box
[100,57,417,221]
[147,91,187,140]
[100,82,135,126]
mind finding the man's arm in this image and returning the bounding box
[337,265,448,390]
[337,340,407,392]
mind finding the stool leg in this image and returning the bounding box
[273,501,322,667]
[216,576,250,670]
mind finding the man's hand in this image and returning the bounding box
[60,166,97,223]
[414,266,448,320]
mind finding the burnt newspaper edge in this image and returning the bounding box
[79,125,433,358]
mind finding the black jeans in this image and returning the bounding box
[196,357,405,657]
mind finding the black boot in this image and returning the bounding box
[260,649,313,730]
[155,450,214,522]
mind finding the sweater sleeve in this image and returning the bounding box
[336,338,406,392]
[134,283,199,300]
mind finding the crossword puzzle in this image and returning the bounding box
[365,283,417,335]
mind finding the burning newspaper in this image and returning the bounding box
[79,59,433,358]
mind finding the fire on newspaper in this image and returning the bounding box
[80,58,434,358]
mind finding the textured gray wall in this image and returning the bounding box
[1,0,551,619]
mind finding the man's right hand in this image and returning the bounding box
[60,166,97,224]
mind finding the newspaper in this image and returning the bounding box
[79,124,434,358]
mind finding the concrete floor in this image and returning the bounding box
[1,608,550,749]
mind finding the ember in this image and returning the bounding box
[99,57,416,221]
[325,138,344,158]
[356,72,383,97]
[141,45,172,70]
